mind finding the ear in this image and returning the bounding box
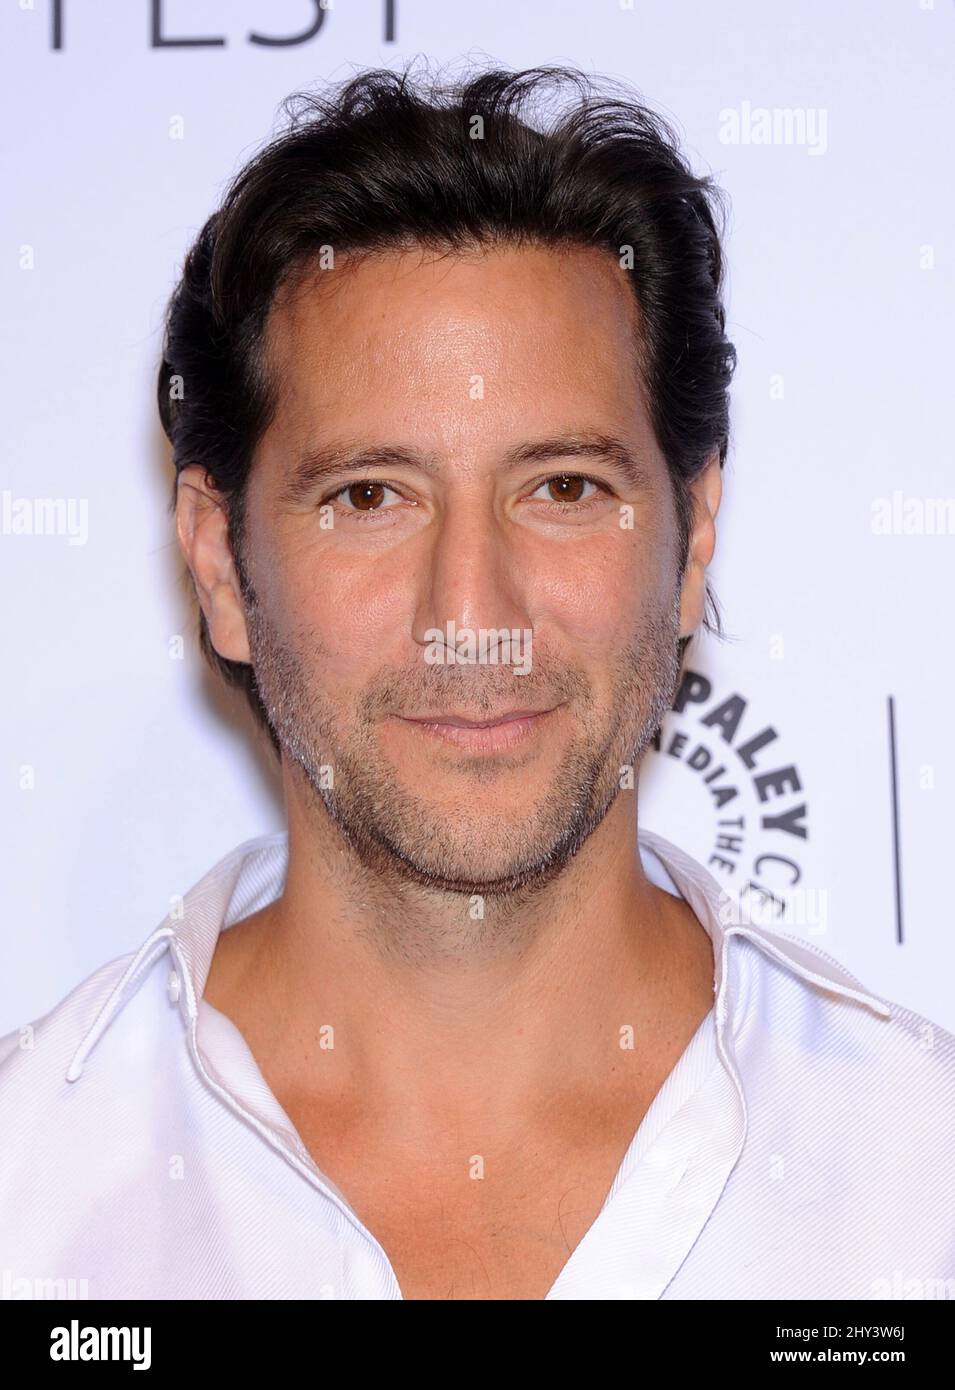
[175,465,251,664]
[678,452,723,639]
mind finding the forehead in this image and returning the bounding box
[261,241,647,426]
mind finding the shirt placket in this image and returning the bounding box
[545,928,749,1299]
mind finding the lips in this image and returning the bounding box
[400,708,555,729]
[391,705,561,753]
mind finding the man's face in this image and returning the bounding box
[236,242,690,894]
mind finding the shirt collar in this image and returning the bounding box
[65,826,890,1083]
[638,826,893,1022]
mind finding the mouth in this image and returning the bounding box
[392,705,562,753]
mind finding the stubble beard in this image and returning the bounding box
[243,587,682,901]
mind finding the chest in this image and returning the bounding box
[307,1132,634,1300]
[371,1201,604,1299]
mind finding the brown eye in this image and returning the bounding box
[527,474,604,507]
[547,475,587,502]
[328,480,405,516]
[347,482,386,510]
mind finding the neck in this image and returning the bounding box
[204,767,715,1133]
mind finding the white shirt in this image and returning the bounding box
[2,827,954,1301]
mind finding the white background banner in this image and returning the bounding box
[2,0,952,1033]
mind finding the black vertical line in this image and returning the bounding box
[384,0,396,42]
[887,694,904,945]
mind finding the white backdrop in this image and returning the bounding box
[2,0,953,1036]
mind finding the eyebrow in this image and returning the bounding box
[280,430,652,505]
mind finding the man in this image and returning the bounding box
[2,64,953,1302]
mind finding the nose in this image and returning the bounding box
[411,498,532,668]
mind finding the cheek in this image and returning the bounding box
[530,536,665,656]
[266,539,415,670]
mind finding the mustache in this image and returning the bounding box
[357,662,593,720]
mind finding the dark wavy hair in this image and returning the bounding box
[157,60,736,757]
